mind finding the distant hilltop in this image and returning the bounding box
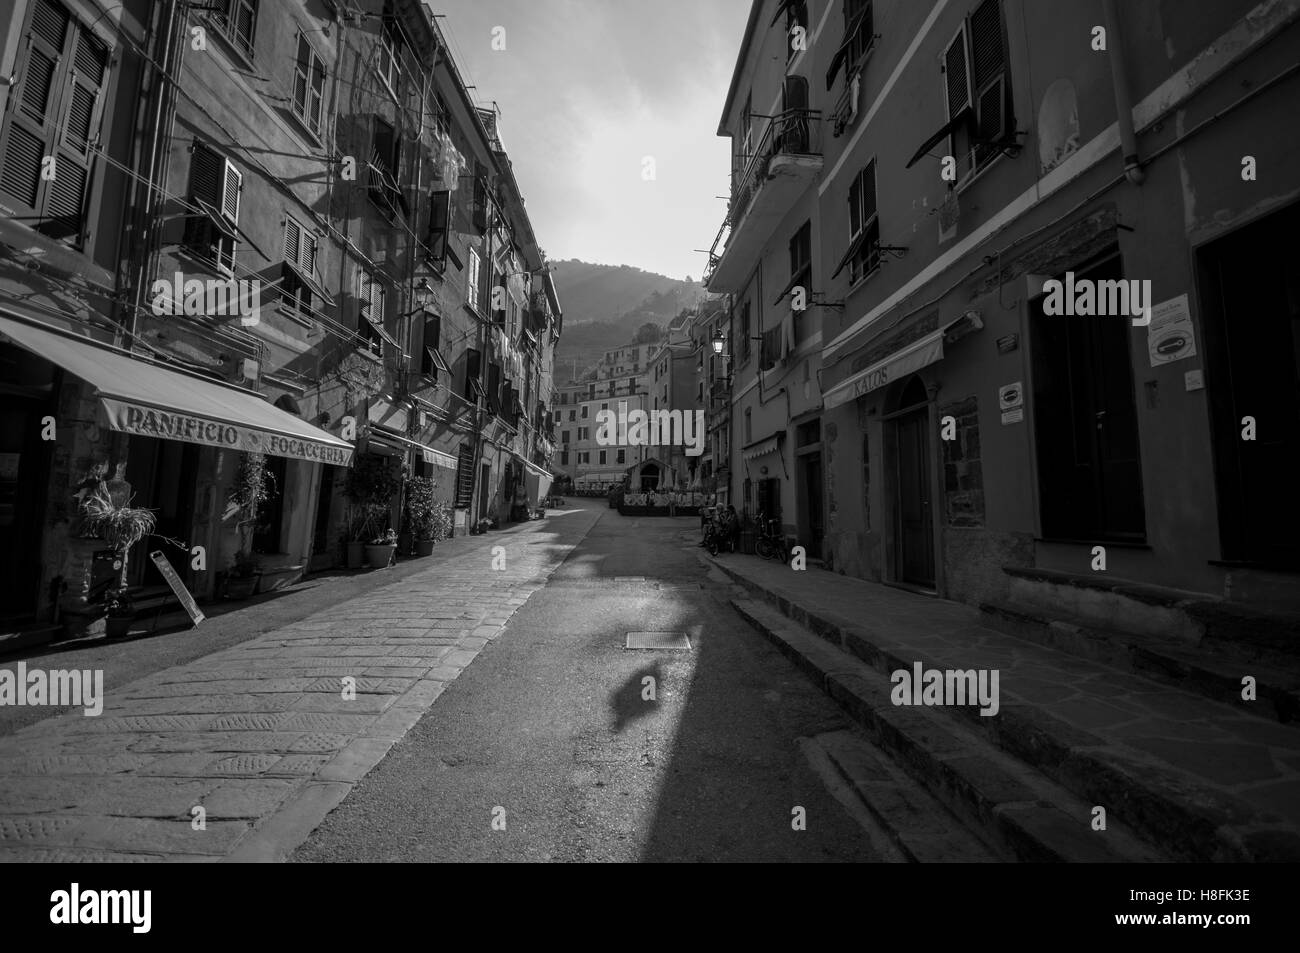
[550,260,706,380]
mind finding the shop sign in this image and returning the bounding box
[101,400,354,466]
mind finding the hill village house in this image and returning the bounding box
[0,0,560,635]
[704,0,1300,616]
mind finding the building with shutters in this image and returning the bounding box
[708,0,1300,617]
[0,0,559,637]
[706,0,828,558]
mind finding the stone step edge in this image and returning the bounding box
[716,561,1297,862]
[809,729,1002,863]
[979,601,1300,726]
[730,597,1167,864]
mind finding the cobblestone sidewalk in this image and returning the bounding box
[0,509,598,861]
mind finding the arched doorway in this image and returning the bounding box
[639,462,660,492]
[884,374,934,589]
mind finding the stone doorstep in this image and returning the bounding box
[980,601,1300,726]
[718,561,1300,863]
[1003,565,1300,656]
[731,598,1165,864]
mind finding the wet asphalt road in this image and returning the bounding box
[291,499,883,862]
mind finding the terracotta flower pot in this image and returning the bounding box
[414,538,435,557]
[346,541,365,569]
[364,543,397,569]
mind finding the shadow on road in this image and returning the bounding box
[609,662,664,734]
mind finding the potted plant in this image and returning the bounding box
[225,452,274,595]
[365,527,398,569]
[78,474,157,638]
[344,504,368,569]
[405,476,440,556]
[344,455,402,567]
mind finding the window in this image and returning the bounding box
[562,430,570,444]
[280,216,323,319]
[617,449,626,464]
[292,34,326,135]
[216,0,258,59]
[588,383,596,399]
[486,362,502,415]
[418,312,448,380]
[775,220,812,306]
[455,442,475,507]
[561,451,569,465]
[464,348,482,401]
[368,117,406,220]
[826,0,874,88]
[560,392,568,405]
[357,269,391,355]
[568,410,575,421]
[601,403,608,411]
[745,407,753,443]
[831,159,879,285]
[739,301,752,363]
[426,189,452,263]
[599,450,607,465]
[781,0,809,61]
[378,7,403,96]
[183,142,241,273]
[0,0,111,248]
[467,247,483,312]
[943,0,1014,183]
[578,427,589,440]
[581,405,589,419]
[739,92,753,169]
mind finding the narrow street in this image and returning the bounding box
[0,500,896,862]
[292,500,880,862]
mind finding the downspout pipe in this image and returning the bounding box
[1102,0,1145,185]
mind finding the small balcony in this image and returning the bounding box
[705,108,823,293]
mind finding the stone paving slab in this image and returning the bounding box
[0,511,598,861]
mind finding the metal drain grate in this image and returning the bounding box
[625,631,691,650]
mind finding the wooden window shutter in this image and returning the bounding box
[943,24,971,120]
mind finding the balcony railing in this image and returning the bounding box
[729,108,822,227]
[705,108,822,286]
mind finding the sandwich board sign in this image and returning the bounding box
[150,550,205,627]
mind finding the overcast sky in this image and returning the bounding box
[432,0,750,281]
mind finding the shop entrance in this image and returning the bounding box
[1198,203,1300,567]
[125,436,199,589]
[0,345,56,618]
[886,375,935,589]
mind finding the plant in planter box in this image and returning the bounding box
[344,456,402,566]
[404,476,440,555]
[78,475,157,637]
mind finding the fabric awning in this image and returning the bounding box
[742,433,783,462]
[823,329,945,410]
[0,315,354,465]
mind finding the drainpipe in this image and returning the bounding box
[1102,0,1145,185]
[128,0,182,338]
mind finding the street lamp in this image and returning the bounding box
[711,330,725,354]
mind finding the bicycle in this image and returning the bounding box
[753,511,790,563]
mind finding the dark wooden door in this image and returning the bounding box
[1199,205,1300,566]
[801,453,824,559]
[895,406,934,587]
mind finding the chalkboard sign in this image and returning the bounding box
[150,550,205,627]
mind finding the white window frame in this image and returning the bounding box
[292,32,327,136]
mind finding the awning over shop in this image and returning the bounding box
[822,330,945,410]
[0,315,354,466]
[742,433,784,462]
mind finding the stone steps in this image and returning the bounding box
[714,558,1300,862]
